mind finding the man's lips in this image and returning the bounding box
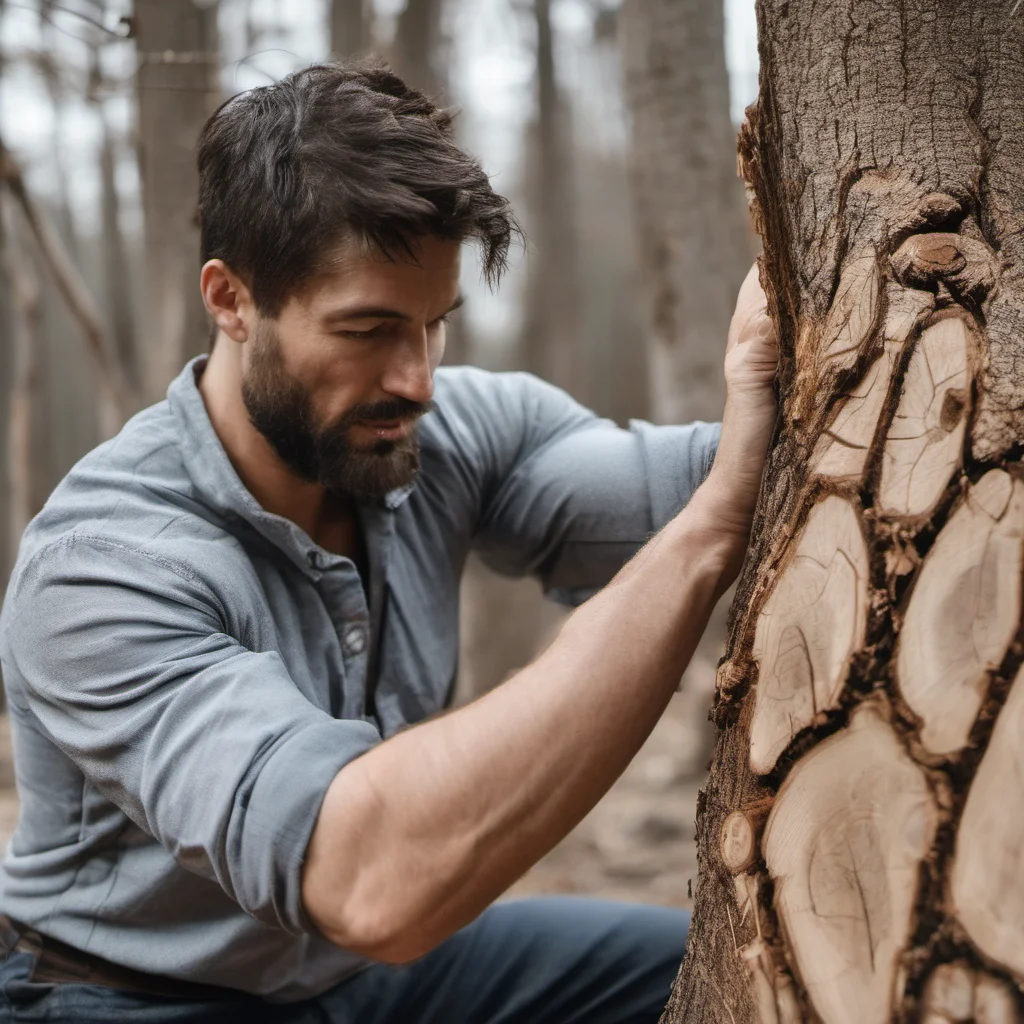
[352,418,415,441]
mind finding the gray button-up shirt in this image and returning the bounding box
[0,357,719,1002]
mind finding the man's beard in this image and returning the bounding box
[240,321,434,503]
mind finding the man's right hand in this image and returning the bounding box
[702,263,779,556]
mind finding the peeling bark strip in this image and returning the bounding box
[661,3,1024,1023]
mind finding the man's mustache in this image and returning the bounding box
[338,397,438,427]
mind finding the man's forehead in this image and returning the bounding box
[317,234,461,279]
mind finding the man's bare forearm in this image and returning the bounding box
[302,480,740,963]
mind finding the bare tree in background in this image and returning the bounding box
[621,0,751,426]
[134,0,219,402]
[391,0,445,100]
[330,0,369,60]
[619,0,752,779]
[664,2,1024,1022]
[89,45,136,390]
[522,0,583,400]
[3,203,41,561]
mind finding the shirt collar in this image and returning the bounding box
[166,356,413,577]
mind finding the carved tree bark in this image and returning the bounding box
[620,0,752,426]
[135,0,219,402]
[664,3,1024,1023]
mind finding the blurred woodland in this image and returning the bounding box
[0,0,757,897]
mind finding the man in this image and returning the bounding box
[0,62,777,1022]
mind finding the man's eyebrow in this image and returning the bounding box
[322,305,409,323]
[321,294,465,324]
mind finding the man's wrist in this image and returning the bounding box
[669,478,754,587]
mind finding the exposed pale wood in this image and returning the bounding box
[749,496,869,774]
[762,705,938,1024]
[974,975,1022,1024]
[952,662,1024,980]
[813,286,933,482]
[878,314,971,517]
[818,254,880,371]
[897,471,1024,755]
[920,963,1021,1024]
[922,963,977,1022]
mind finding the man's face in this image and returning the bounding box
[240,235,461,503]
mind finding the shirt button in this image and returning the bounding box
[344,626,367,656]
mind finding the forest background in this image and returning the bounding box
[0,0,760,906]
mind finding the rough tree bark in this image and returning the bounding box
[664,3,1024,1023]
[134,0,219,402]
[620,0,752,426]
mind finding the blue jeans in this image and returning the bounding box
[0,898,688,1023]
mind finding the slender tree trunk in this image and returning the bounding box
[330,0,368,59]
[665,3,1024,1023]
[89,48,137,392]
[3,200,40,559]
[620,0,752,426]
[134,0,219,402]
[0,0,11,589]
[523,0,584,400]
[391,0,446,100]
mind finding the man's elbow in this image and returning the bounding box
[307,891,443,965]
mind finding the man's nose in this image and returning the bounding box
[381,329,435,405]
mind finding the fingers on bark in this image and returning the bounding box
[921,962,1021,1024]
[762,705,938,1024]
[749,496,869,774]
[878,315,973,517]
[952,662,1024,982]
[897,471,1024,755]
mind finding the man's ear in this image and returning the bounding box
[201,260,254,343]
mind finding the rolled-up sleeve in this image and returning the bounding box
[0,534,379,934]
[458,370,720,603]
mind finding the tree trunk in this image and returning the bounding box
[330,0,368,60]
[90,47,137,392]
[3,199,41,561]
[620,0,752,426]
[665,3,1024,1023]
[522,0,584,401]
[391,0,446,101]
[134,0,219,402]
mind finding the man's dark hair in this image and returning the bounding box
[198,60,518,316]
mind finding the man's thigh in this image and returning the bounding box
[0,951,275,1024]
[318,897,689,1024]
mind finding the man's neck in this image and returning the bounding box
[197,337,360,558]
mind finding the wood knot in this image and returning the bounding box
[891,233,998,303]
[891,233,966,288]
[720,800,773,874]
